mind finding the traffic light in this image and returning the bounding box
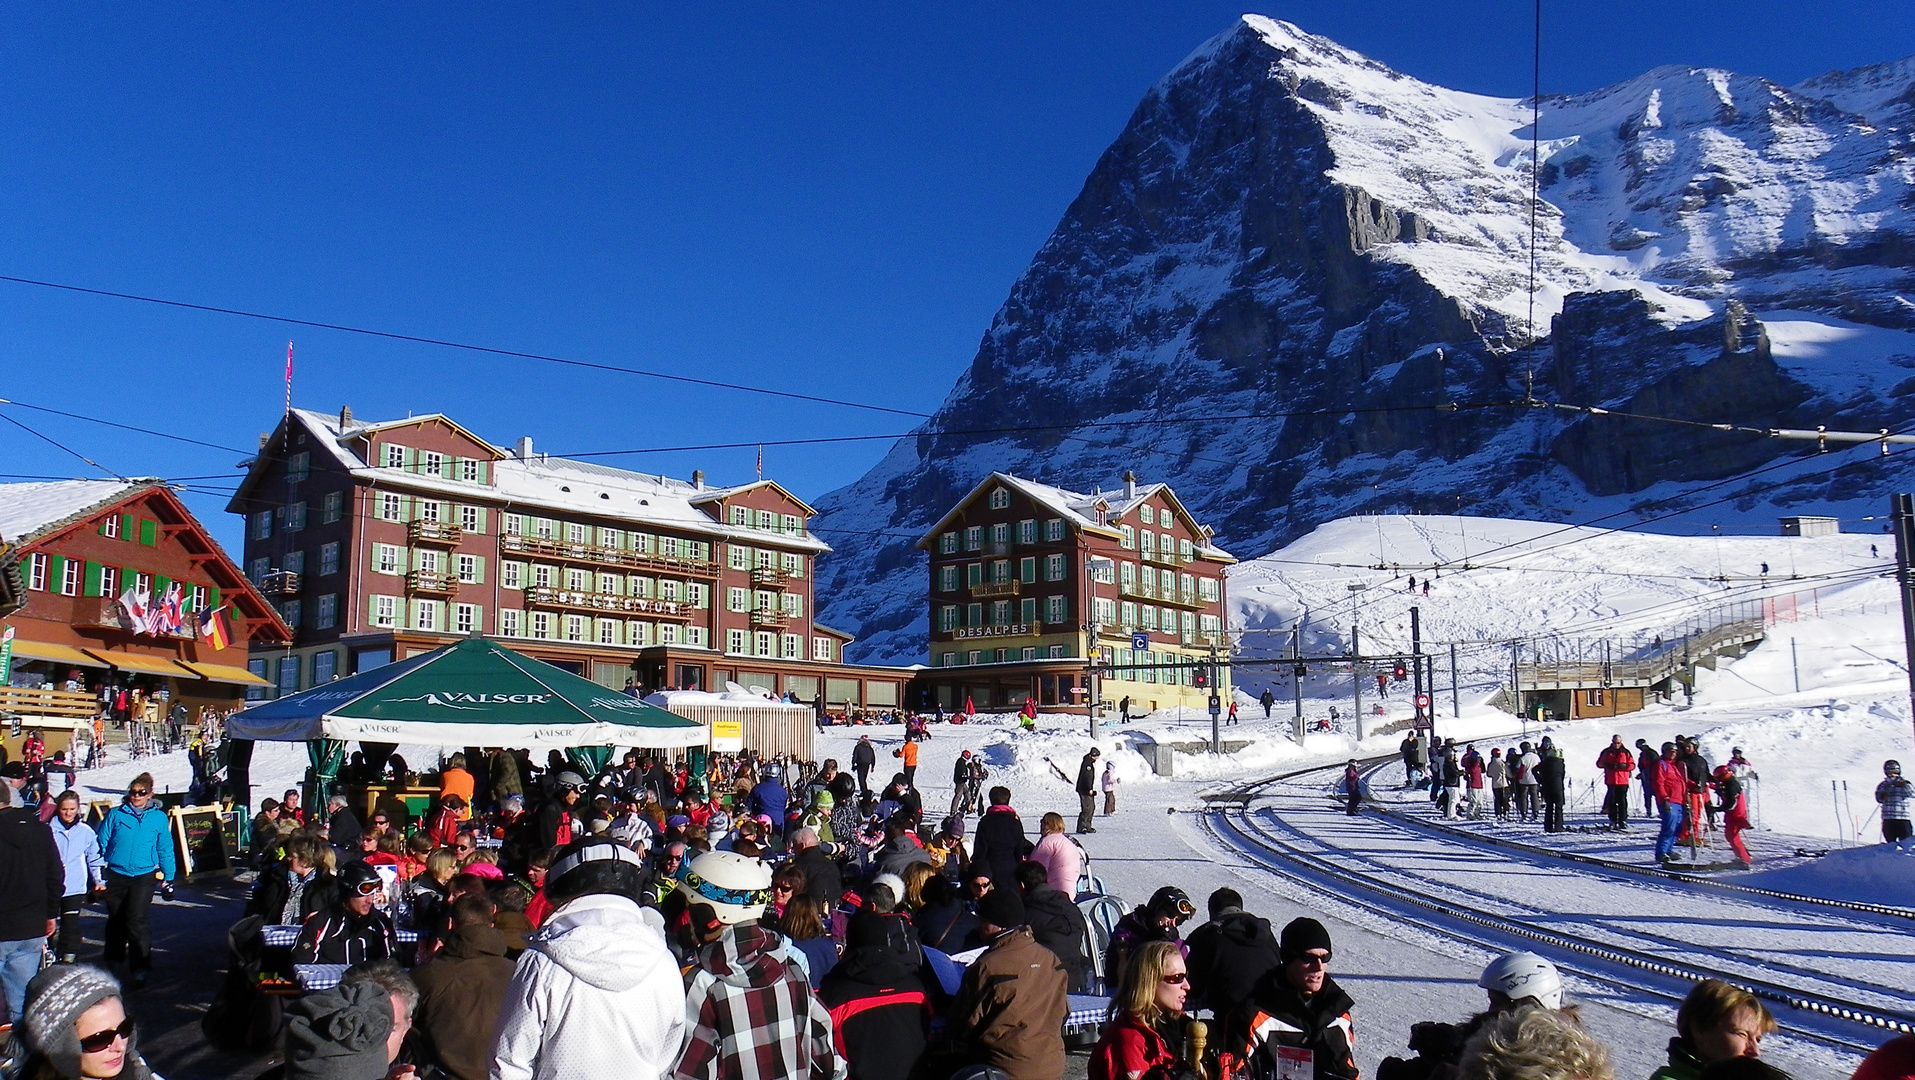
[1292,663,1308,679]
[1193,666,1208,688]
[1393,660,1407,681]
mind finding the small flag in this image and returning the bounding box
[756,444,763,479]
[201,605,233,651]
[118,586,151,634]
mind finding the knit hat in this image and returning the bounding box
[812,790,835,809]
[283,980,392,1080]
[18,964,146,1080]
[1280,917,1334,961]
[678,850,772,925]
[976,886,1026,930]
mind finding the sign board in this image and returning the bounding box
[710,719,744,753]
[0,625,13,688]
[170,806,231,879]
[220,810,245,863]
[1131,632,1149,651]
[1208,694,1222,711]
[1414,694,1430,708]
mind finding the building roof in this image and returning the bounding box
[231,410,830,554]
[0,480,144,545]
[914,472,1235,561]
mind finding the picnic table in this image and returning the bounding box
[261,924,419,948]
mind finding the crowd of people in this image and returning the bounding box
[3,732,1912,1080]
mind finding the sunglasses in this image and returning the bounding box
[78,1018,135,1053]
[1161,972,1189,985]
[129,790,151,798]
[1294,954,1330,969]
[351,879,383,897]
[772,885,794,894]
[370,819,389,827]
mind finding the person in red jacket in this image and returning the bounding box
[1597,735,1636,831]
[1091,940,1188,1080]
[425,794,467,848]
[1651,743,1690,863]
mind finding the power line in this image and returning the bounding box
[0,412,126,482]
[0,272,934,419]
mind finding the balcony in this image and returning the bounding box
[501,534,720,580]
[408,520,464,546]
[258,571,302,596]
[1121,582,1206,610]
[72,601,201,640]
[750,608,790,629]
[523,586,694,621]
[750,566,793,587]
[406,570,458,596]
[971,579,1020,599]
[1141,550,1187,568]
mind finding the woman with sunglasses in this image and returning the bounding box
[94,774,175,990]
[1,964,154,1080]
[1091,941,1189,1080]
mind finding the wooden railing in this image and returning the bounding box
[0,687,98,720]
[408,520,464,546]
[971,580,1020,599]
[406,570,458,595]
[501,535,720,580]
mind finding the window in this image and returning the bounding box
[938,606,958,632]
[662,624,682,645]
[250,557,270,583]
[282,502,306,532]
[313,650,336,683]
[1141,606,1158,631]
[565,567,588,592]
[1046,595,1066,624]
[727,629,748,654]
[1585,689,1605,707]
[757,510,777,532]
[992,600,1011,625]
[598,527,621,549]
[278,656,301,695]
[1120,525,1135,549]
[1199,577,1219,602]
[1093,597,1117,624]
[372,595,398,628]
[813,637,835,662]
[374,544,401,575]
[1046,554,1066,581]
[532,564,552,588]
[421,451,443,476]
[989,487,1011,510]
[563,614,586,641]
[727,587,748,612]
[991,523,1009,546]
[963,526,982,551]
[322,491,344,523]
[461,505,480,532]
[1140,505,1155,525]
[782,514,801,537]
[102,515,121,539]
[251,511,272,540]
[383,444,405,469]
[939,565,958,592]
[688,582,709,608]
[415,600,439,632]
[417,499,440,524]
[59,559,80,596]
[598,619,618,645]
[454,604,477,634]
[531,612,552,639]
[1139,531,1155,555]
[782,633,802,659]
[1121,562,1136,588]
[100,566,119,596]
[730,506,749,526]
[567,522,587,544]
[458,555,480,583]
[498,561,523,589]
[536,519,554,540]
[320,542,340,576]
[1046,518,1065,541]
[499,609,522,637]
[379,493,404,521]
[316,594,337,629]
[728,545,750,570]
[597,572,620,595]
[940,532,958,554]
[460,458,482,482]
[503,514,523,536]
[280,550,303,576]
[1019,556,1036,583]
[942,652,957,667]
[782,552,803,578]
[1018,519,1036,544]
[781,593,805,617]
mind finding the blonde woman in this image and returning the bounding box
[1650,980,1776,1080]
[1091,940,1188,1080]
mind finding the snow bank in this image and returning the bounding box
[1739,842,1915,908]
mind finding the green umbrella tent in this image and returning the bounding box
[228,636,708,752]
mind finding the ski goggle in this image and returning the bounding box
[683,871,769,908]
[350,878,383,897]
[78,1018,135,1053]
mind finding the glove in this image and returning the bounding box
[159,882,176,900]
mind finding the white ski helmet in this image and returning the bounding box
[678,850,773,925]
[1478,951,1564,1010]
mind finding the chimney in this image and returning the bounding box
[692,470,705,490]
[1124,470,1137,499]
[516,437,534,461]
[339,405,353,427]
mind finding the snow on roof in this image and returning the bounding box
[918,472,1234,560]
[272,409,830,553]
[645,687,810,710]
[0,480,143,544]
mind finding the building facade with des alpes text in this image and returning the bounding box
[914,471,1234,715]
[225,407,907,713]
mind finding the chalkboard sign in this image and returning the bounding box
[170,807,230,878]
[219,810,244,865]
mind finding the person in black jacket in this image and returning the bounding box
[1185,888,1283,1044]
[292,861,397,966]
[0,780,62,1024]
[915,873,979,954]
[1244,917,1357,1080]
[1014,861,1091,992]
[970,787,1032,886]
[1535,748,1568,833]
[852,736,877,796]
[1075,749,1100,834]
[790,827,843,912]
[819,909,932,1080]
[246,834,340,927]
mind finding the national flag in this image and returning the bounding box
[201,605,233,651]
[118,586,151,634]
[157,582,185,635]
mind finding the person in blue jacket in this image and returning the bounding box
[50,791,105,964]
[93,773,175,987]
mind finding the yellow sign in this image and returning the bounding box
[710,719,744,752]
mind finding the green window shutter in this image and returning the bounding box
[369,595,382,621]
[48,556,67,588]
[472,556,486,584]
[209,586,221,609]
[121,514,136,539]
[398,495,414,521]
[402,447,419,473]
[138,519,157,546]
[154,575,171,597]
[473,507,488,533]
[84,562,102,597]
[475,460,488,485]
[446,456,461,480]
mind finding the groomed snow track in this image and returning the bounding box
[1200,757,1911,1058]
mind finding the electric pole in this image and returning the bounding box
[1893,494,1915,746]
[1208,644,1222,754]
[1351,624,1363,742]
[1411,605,1426,737]
[1451,643,1461,719]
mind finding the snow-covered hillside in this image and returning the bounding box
[813,14,1915,664]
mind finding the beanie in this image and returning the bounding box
[976,887,1026,930]
[1280,916,1334,961]
[20,965,147,1080]
[284,981,392,1080]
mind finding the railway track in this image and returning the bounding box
[1201,756,1909,1059]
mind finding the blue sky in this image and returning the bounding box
[2,3,1909,550]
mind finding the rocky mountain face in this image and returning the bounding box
[815,16,1915,664]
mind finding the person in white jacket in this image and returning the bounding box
[491,837,686,1080]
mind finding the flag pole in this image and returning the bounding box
[284,340,295,416]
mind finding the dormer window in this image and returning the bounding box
[988,488,1011,510]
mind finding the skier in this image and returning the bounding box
[1878,760,1913,843]
[1515,743,1542,824]
[1075,749,1101,834]
[1536,746,1567,833]
[1712,764,1752,868]
[1635,739,1658,818]
[1487,748,1510,820]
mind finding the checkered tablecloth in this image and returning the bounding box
[294,964,350,992]
[1065,994,1110,1033]
[261,925,418,948]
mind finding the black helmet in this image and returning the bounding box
[1148,886,1195,922]
[1889,760,1903,776]
[338,860,383,897]
[546,836,648,905]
